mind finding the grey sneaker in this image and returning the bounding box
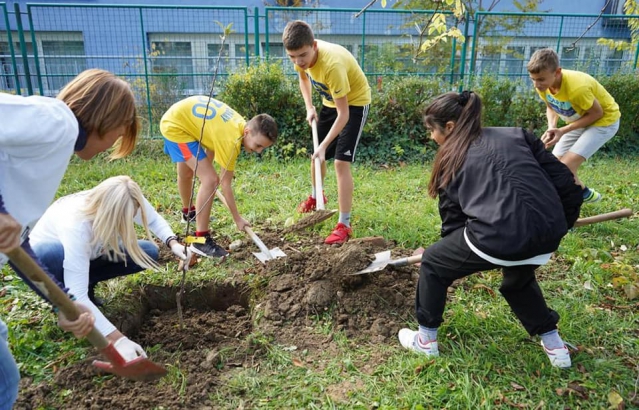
[398,328,439,357]
[189,236,228,259]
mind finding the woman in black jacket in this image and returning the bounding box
[398,91,583,368]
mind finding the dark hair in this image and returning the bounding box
[248,114,278,143]
[282,20,315,51]
[425,91,482,198]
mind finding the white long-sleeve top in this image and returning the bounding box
[30,191,175,337]
[0,93,78,267]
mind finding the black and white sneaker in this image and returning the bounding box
[181,209,196,223]
[189,236,228,259]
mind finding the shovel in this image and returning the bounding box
[311,119,325,211]
[6,247,167,381]
[352,208,633,276]
[245,226,286,263]
[214,190,286,263]
[351,251,422,275]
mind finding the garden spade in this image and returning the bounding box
[245,226,286,263]
[352,208,633,275]
[214,190,286,263]
[351,251,422,275]
[6,247,167,382]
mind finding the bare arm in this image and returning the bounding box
[546,104,559,129]
[542,99,604,148]
[299,72,317,124]
[219,169,249,231]
[560,98,604,132]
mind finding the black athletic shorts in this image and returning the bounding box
[316,104,370,163]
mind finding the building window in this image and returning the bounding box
[560,46,580,70]
[207,43,230,74]
[479,52,500,75]
[605,48,624,74]
[41,40,87,93]
[504,46,526,77]
[149,41,194,90]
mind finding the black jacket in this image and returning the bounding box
[438,127,583,261]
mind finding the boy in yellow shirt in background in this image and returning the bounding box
[283,20,371,245]
[161,96,278,258]
[527,48,620,203]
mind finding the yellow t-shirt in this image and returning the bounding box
[160,96,245,171]
[535,69,620,127]
[295,39,371,108]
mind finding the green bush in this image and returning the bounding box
[597,73,639,155]
[360,76,446,164]
[217,61,314,160]
[472,75,516,128]
[217,66,639,163]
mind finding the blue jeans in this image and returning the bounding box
[0,319,20,410]
[31,240,159,291]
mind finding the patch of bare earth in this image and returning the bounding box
[15,216,422,409]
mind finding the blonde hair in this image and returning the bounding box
[57,69,139,159]
[82,175,158,270]
[527,48,559,74]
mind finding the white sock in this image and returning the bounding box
[541,329,565,349]
[339,212,351,227]
[418,325,438,344]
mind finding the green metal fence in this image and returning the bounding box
[467,11,639,80]
[1,3,638,133]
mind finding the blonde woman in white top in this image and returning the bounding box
[30,175,190,362]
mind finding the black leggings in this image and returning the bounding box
[416,228,559,336]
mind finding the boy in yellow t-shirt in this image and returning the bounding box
[161,96,278,258]
[283,20,371,245]
[527,48,620,203]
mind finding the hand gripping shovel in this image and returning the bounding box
[6,247,167,381]
[311,119,325,211]
[352,208,633,276]
[214,190,286,263]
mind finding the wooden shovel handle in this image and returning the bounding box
[311,120,325,210]
[389,254,423,267]
[6,247,109,349]
[574,208,632,227]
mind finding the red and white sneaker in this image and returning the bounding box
[325,222,352,245]
[297,193,327,213]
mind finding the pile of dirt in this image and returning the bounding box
[15,217,422,409]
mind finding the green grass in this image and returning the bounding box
[2,140,638,409]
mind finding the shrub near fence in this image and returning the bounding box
[218,62,639,163]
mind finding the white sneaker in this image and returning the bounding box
[541,341,571,368]
[398,328,439,357]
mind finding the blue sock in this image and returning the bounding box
[582,186,591,199]
[338,212,351,227]
[540,329,564,349]
[418,325,438,343]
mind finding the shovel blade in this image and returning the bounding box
[94,344,167,381]
[253,247,287,264]
[352,250,392,275]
